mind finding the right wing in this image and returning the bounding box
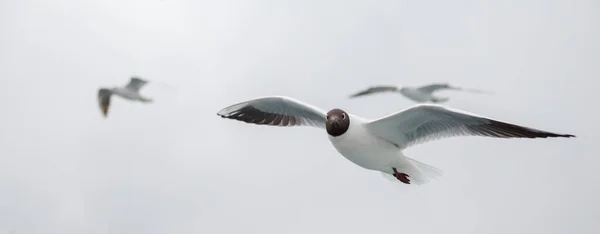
[417,83,491,95]
[217,96,328,128]
[98,88,112,117]
[124,77,149,92]
[348,85,399,98]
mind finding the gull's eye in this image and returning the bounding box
[342,113,346,119]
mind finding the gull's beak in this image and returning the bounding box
[328,116,341,125]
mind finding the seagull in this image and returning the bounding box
[97,77,153,117]
[349,83,490,103]
[217,96,574,185]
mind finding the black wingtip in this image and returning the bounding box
[349,93,364,98]
[480,119,577,139]
[528,131,575,139]
[543,132,575,138]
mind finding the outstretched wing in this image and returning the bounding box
[349,85,399,98]
[98,88,112,117]
[217,96,327,128]
[366,104,574,149]
[125,77,149,92]
[417,83,490,94]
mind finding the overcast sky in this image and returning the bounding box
[0,0,598,233]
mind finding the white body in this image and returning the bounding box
[399,88,434,103]
[327,114,437,184]
[328,114,398,173]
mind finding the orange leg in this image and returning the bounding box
[392,168,410,184]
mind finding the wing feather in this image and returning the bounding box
[217,96,327,128]
[366,104,574,149]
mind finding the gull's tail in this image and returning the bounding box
[381,157,444,185]
[140,97,153,103]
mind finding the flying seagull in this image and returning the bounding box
[349,83,490,103]
[217,96,574,185]
[97,77,153,117]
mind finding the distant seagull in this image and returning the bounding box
[217,96,574,185]
[97,77,153,117]
[349,83,490,103]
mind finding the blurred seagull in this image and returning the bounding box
[97,77,153,117]
[217,96,574,185]
[349,83,491,103]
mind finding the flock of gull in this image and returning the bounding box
[98,77,575,185]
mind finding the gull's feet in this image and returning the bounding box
[392,168,410,184]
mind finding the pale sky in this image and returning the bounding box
[0,0,598,233]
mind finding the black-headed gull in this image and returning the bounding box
[217,96,575,185]
[349,83,490,103]
[97,77,153,118]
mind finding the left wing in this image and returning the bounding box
[348,85,399,98]
[97,88,112,117]
[365,104,574,149]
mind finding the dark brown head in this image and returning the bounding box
[326,108,350,137]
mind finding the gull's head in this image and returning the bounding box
[326,108,350,137]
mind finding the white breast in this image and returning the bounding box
[327,114,400,172]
